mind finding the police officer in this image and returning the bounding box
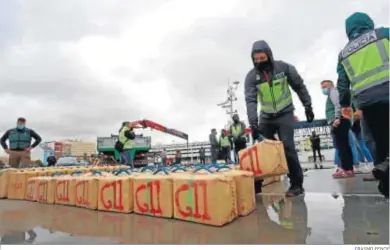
[219,129,231,164]
[230,114,247,163]
[336,12,389,197]
[244,40,314,197]
[0,118,42,168]
[118,122,136,168]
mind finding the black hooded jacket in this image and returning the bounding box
[244,40,312,126]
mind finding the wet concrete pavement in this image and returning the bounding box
[0,169,388,244]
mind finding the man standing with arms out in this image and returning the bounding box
[198,146,206,164]
[230,114,247,164]
[0,118,42,168]
[310,131,323,169]
[117,121,136,168]
[336,12,389,197]
[244,40,314,197]
[209,128,218,164]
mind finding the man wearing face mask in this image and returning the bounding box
[244,40,314,197]
[321,80,354,178]
[229,114,247,164]
[0,118,42,168]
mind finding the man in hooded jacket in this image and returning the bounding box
[245,40,314,197]
[336,12,389,197]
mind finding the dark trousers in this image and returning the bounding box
[332,119,353,171]
[234,139,247,164]
[312,147,322,162]
[199,157,206,164]
[221,147,231,164]
[259,112,303,187]
[361,102,389,165]
[210,146,218,164]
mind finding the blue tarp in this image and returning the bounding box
[294,119,328,129]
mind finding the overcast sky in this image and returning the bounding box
[0,0,389,150]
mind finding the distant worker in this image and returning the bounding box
[174,150,181,165]
[0,118,42,168]
[47,155,57,167]
[230,114,247,164]
[160,148,167,166]
[209,128,218,164]
[199,146,206,164]
[219,129,231,164]
[336,12,389,197]
[310,131,323,169]
[244,40,314,197]
[116,121,136,168]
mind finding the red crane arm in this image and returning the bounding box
[130,119,189,141]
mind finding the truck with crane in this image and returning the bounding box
[96,119,189,167]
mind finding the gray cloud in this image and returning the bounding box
[0,0,388,148]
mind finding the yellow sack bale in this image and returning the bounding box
[0,168,17,198]
[133,174,173,218]
[217,169,255,216]
[97,175,133,213]
[25,177,39,201]
[74,176,99,210]
[54,176,76,205]
[172,173,237,226]
[238,139,289,178]
[35,177,56,204]
[7,171,39,200]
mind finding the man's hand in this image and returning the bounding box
[5,149,10,154]
[341,107,352,119]
[24,147,32,152]
[353,109,362,120]
[333,119,341,128]
[293,115,299,122]
[250,125,260,142]
[305,106,315,123]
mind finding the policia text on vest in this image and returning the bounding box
[0,127,42,168]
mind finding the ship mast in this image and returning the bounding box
[217,79,240,128]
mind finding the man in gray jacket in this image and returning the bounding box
[245,40,314,197]
[209,128,218,164]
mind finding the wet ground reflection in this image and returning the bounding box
[0,189,388,244]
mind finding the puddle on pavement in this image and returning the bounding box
[0,190,388,244]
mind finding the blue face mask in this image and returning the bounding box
[17,125,25,130]
[322,88,329,95]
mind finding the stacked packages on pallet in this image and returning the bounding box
[0,139,289,227]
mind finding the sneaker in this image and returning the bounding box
[366,162,374,171]
[354,165,372,174]
[320,164,323,169]
[372,161,389,181]
[285,186,305,197]
[314,164,318,169]
[332,169,355,178]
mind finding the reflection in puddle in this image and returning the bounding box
[0,191,388,244]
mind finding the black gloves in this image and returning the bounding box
[305,105,315,123]
[250,125,261,142]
